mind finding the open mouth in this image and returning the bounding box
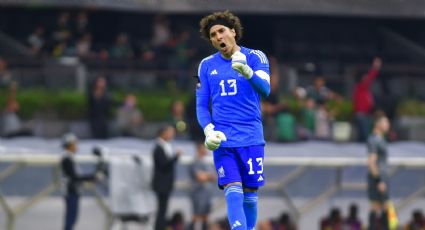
[220,42,226,48]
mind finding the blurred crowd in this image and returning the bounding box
[128,206,425,230]
[22,11,203,71]
[0,11,411,142]
[0,53,399,143]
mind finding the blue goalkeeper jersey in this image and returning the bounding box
[196,46,270,147]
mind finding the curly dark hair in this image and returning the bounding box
[199,11,243,42]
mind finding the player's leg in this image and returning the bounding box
[368,174,390,230]
[213,147,247,229]
[380,201,390,230]
[191,195,202,230]
[64,194,78,230]
[368,174,380,230]
[224,182,246,229]
[243,187,258,230]
[368,201,382,230]
[191,192,211,230]
[154,191,170,230]
[237,145,265,230]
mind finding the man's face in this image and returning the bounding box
[209,25,237,57]
[378,117,390,133]
[315,77,325,89]
[162,127,176,141]
[197,144,207,158]
[69,142,78,153]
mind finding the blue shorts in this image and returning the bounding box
[213,145,265,189]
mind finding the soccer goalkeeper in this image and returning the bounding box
[196,11,270,230]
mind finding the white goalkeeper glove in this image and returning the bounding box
[204,123,227,151]
[231,51,253,79]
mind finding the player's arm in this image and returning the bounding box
[196,58,212,128]
[367,138,380,178]
[231,50,270,97]
[367,152,379,178]
[196,59,226,150]
[62,158,95,182]
[362,57,382,86]
[153,145,179,170]
[195,170,213,182]
[368,152,387,193]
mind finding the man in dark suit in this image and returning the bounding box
[151,125,182,230]
[60,133,98,230]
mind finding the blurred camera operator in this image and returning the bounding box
[60,133,99,230]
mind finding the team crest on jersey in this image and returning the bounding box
[218,166,225,178]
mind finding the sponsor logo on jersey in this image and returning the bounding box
[210,69,218,75]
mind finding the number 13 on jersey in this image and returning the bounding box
[220,79,237,96]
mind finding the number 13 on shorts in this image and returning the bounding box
[247,157,263,175]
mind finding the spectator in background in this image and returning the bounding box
[314,99,331,140]
[320,208,343,230]
[51,42,66,57]
[52,12,72,44]
[299,97,316,140]
[174,30,195,68]
[275,212,297,230]
[0,57,12,88]
[168,211,186,230]
[1,81,31,138]
[27,26,45,55]
[210,217,231,230]
[262,56,288,141]
[353,57,382,142]
[189,141,216,230]
[169,100,188,139]
[262,56,286,116]
[344,204,362,230]
[109,33,134,59]
[258,212,297,230]
[74,11,90,38]
[115,94,143,137]
[98,47,110,60]
[151,14,171,48]
[88,76,114,139]
[76,33,95,58]
[403,210,425,230]
[151,125,182,230]
[172,29,197,89]
[258,219,274,230]
[307,76,340,104]
[60,133,98,230]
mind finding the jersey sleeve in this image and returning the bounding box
[196,58,212,129]
[367,137,378,155]
[248,50,271,97]
[249,50,270,75]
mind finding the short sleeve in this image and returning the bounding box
[367,138,378,155]
[189,161,203,180]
